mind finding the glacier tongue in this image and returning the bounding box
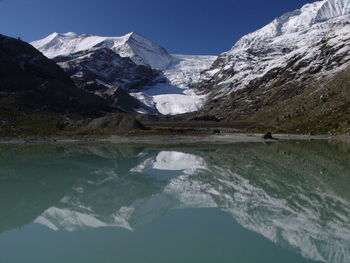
[131,54,216,115]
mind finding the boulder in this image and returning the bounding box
[262,132,274,140]
[87,115,146,132]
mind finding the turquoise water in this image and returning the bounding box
[0,141,349,263]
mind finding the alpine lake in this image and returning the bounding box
[0,139,349,263]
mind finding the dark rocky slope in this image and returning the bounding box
[249,65,350,134]
[0,34,107,114]
[0,35,146,136]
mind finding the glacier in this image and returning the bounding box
[131,54,215,115]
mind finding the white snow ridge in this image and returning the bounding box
[31,31,172,70]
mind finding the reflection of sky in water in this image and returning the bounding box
[0,141,349,263]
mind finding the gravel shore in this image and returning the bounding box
[0,134,348,145]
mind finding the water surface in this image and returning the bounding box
[0,140,349,263]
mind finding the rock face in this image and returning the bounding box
[53,47,160,113]
[196,0,350,132]
[54,48,158,92]
[0,34,107,114]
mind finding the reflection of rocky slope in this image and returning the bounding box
[1,142,349,263]
[0,144,151,233]
[0,145,100,233]
[189,141,350,263]
[35,149,210,231]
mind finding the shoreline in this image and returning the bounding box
[0,133,349,145]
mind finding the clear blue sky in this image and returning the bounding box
[0,0,315,55]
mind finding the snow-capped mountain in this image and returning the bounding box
[31,32,216,115]
[197,0,350,126]
[200,0,350,96]
[32,32,172,70]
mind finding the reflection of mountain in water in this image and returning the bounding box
[0,141,349,263]
[191,143,350,263]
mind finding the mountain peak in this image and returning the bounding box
[125,31,141,38]
[123,31,151,43]
[64,31,77,35]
